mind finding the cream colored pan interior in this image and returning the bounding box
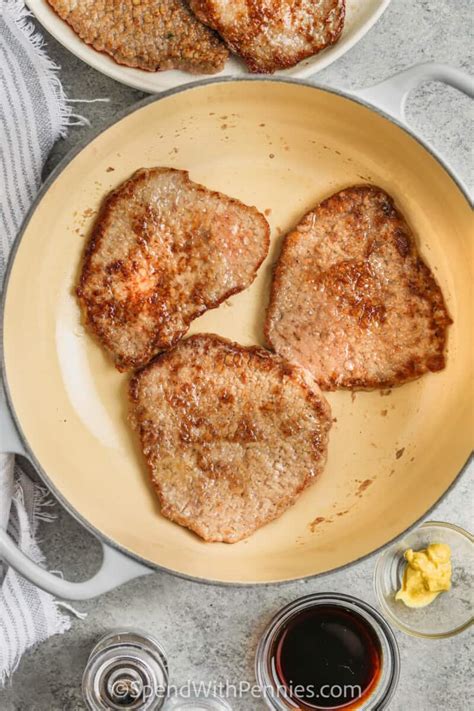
[3,81,473,583]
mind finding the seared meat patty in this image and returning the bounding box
[188,0,345,73]
[265,186,452,390]
[129,334,332,543]
[47,0,228,74]
[77,168,269,371]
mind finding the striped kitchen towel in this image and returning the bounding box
[0,0,85,685]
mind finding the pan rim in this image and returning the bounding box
[1,76,472,586]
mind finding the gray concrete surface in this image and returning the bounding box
[1,0,473,709]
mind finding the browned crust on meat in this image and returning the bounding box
[47,0,228,74]
[77,168,270,371]
[265,185,453,390]
[129,333,332,542]
[189,0,345,73]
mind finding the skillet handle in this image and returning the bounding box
[352,62,474,122]
[0,387,153,600]
[0,531,153,600]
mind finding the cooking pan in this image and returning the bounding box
[1,63,472,599]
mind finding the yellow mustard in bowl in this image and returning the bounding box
[395,543,452,608]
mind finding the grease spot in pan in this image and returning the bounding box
[356,479,373,496]
[308,516,326,533]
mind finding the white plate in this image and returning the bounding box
[27,0,391,93]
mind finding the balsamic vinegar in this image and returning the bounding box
[273,605,382,709]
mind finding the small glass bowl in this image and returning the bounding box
[374,521,473,639]
[255,593,400,710]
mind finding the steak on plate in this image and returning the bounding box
[47,0,228,74]
[189,0,345,73]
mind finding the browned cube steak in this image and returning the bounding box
[129,334,332,543]
[47,0,228,73]
[265,185,452,390]
[77,168,270,371]
[189,0,345,73]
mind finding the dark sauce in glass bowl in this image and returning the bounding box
[272,605,382,710]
